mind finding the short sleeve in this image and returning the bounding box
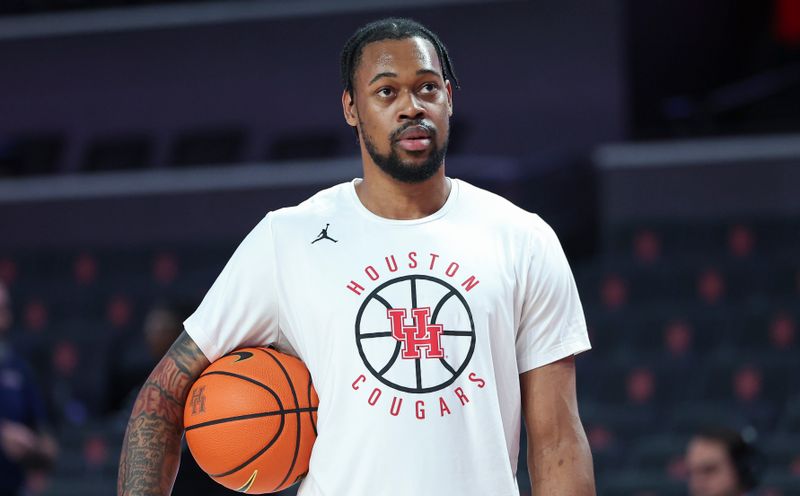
[516,215,591,373]
[184,213,282,362]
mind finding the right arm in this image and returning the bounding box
[117,331,209,496]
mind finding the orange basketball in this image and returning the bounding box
[184,347,319,494]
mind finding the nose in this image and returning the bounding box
[397,90,425,121]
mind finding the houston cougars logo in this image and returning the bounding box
[388,307,444,360]
[355,275,476,394]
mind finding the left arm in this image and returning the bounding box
[521,355,595,496]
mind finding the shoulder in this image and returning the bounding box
[454,178,555,242]
[241,182,350,238]
[267,182,351,228]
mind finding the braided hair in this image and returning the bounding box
[340,17,460,98]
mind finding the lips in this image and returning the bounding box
[397,126,432,140]
[395,125,433,151]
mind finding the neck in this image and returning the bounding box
[355,163,450,220]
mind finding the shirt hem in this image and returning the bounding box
[517,332,592,374]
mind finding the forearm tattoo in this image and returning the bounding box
[118,331,209,496]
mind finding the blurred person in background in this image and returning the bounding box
[686,426,760,496]
[143,305,187,365]
[0,282,57,496]
[113,303,190,413]
[109,303,192,412]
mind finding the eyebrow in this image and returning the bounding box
[368,71,397,85]
[368,68,443,86]
[416,69,442,78]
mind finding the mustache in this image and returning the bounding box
[390,121,437,142]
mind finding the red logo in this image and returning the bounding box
[189,386,206,415]
[387,307,444,359]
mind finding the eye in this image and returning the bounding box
[377,87,395,98]
[420,82,439,93]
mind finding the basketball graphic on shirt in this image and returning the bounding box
[355,275,476,393]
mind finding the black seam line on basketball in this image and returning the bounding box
[442,330,472,336]
[410,277,417,308]
[185,408,319,431]
[306,374,317,437]
[439,358,457,376]
[415,358,422,389]
[430,290,456,323]
[378,340,402,376]
[258,348,302,492]
[198,370,287,478]
[208,405,286,478]
[373,294,393,310]
[198,371,285,411]
[360,331,392,339]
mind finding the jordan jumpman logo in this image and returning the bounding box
[311,224,338,244]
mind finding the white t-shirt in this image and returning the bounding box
[184,177,591,496]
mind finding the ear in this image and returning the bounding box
[342,89,359,127]
[445,79,454,117]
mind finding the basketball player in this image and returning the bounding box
[686,427,760,496]
[118,18,595,495]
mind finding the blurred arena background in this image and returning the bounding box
[0,0,799,495]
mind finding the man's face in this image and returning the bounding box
[343,36,453,183]
[687,438,743,496]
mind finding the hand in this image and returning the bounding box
[0,421,37,461]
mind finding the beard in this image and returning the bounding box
[360,120,448,184]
